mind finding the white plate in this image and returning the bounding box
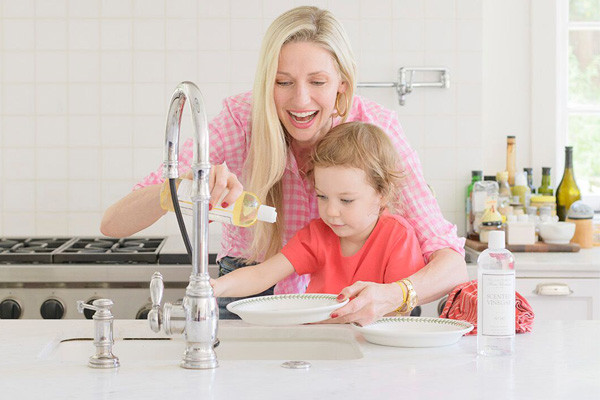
[352,317,474,348]
[226,294,348,326]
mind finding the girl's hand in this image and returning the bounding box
[209,278,221,297]
[322,281,404,326]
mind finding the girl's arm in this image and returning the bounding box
[213,253,295,297]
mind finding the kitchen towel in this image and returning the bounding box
[439,279,534,335]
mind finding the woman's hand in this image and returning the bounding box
[182,163,244,208]
[323,281,404,326]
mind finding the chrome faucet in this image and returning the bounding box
[148,81,218,369]
[77,298,120,369]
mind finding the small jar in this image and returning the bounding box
[479,223,504,244]
[530,195,557,216]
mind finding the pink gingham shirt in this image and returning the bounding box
[135,91,465,294]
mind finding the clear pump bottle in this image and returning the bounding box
[160,179,277,227]
[477,230,515,356]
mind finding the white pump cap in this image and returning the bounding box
[257,205,277,223]
[487,230,506,250]
[514,171,527,187]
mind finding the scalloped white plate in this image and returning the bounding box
[352,317,474,347]
[226,294,348,326]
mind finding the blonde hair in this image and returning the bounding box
[308,122,405,212]
[244,6,357,262]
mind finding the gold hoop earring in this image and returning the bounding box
[335,92,349,118]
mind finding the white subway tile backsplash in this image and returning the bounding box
[456,19,481,52]
[197,19,229,51]
[3,212,36,235]
[262,0,295,19]
[456,0,482,19]
[3,148,36,179]
[424,115,456,148]
[36,19,68,50]
[166,0,197,19]
[133,148,162,181]
[456,116,482,148]
[133,115,164,147]
[198,0,229,18]
[68,20,100,50]
[393,19,425,52]
[424,0,456,19]
[68,148,100,179]
[68,0,100,18]
[68,116,101,147]
[230,0,262,19]
[133,0,164,18]
[2,19,35,50]
[36,51,68,82]
[328,0,360,19]
[36,116,68,147]
[68,83,100,114]
[102,148,133,179]
[422,147,456,181]
[359,0,392,19]
[230,19,263,51]
[3,0,35,18]
[424,18,455,52]
[101,0,133,18]
[133,83,165,115]
[166,19,197,51]
[36,148,69,179]
[68,52,100,82]
[37,181,68,212]
[101,51,132,82]
[3,180,36,211]
[67,212,103,235]
[36,212,69,235]
[360,19,392,52]
[36,83,68,115]
[2,116,36,147]
[133,51,166,82]
[2,52,35,83]
[198,51,230,83]
[393,0,424,19]
[100,116,133,147]
[101,180,136,209]
[229,51,257,84]
[68,180,101,211]
[456,83,481,115]
[2,84,36,115]
[165,51,198,84]
[101,83,133,114]
[101,20,132,50]
[133,19,165,50]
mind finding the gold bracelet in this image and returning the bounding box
[393,280,407,315]
[398,279,418,314]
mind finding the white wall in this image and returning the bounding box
[0,0,532,238]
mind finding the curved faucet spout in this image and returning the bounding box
[154,81,218,369]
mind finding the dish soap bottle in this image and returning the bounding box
[160,179,277,227]
[477,230,515,356]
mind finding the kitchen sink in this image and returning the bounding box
[39,324,363,363]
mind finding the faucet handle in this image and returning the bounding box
[150,272,164,307]
[149,272,164,333]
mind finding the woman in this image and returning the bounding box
[101,6,468,325]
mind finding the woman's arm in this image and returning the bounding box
[213,253,295,297]
[327,248,468,326]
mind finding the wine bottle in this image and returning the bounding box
[556,146,581,221]
[537,167,554,196]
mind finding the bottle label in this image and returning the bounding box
[480,271,515,336]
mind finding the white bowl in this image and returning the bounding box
[538,222,576,244]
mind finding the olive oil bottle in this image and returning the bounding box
[556,146,581,221]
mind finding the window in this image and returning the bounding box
[567,0,600,196]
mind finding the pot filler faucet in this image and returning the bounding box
[148,81,218,369]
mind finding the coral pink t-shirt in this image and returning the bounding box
[280,214,426,294]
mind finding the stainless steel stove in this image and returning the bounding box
[0,236,218,320]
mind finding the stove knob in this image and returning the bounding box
[136,304,152,320]
[40,299,65,319]
[83,298,99,319]
[0,299,22,319]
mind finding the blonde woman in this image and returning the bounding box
[101,6,468,324]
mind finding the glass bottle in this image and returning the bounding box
[556,146,581,221]
[511,171,531,209]
[496,171,511,214]
[477,230,515,356]
[537,167,554,196]
[160,178,277,226]
[506,136,516,186]
[466,170,483,236]
[523,167,535,194]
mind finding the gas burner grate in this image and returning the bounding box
[0,238,73,263]
[52,237,166,264]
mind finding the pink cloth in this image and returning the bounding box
[439,280,535,335]
[281,213,425,294]
[135,91,465,294]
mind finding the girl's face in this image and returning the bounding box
[274,41,346,149]
[314,165,383,244]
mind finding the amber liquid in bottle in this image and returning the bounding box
[506,136,516,186]
[556,146,581,221]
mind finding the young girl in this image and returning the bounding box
[212,121,425,300]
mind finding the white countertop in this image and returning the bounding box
[1,319,599,399]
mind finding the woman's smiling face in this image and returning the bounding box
[273,41,346,149]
